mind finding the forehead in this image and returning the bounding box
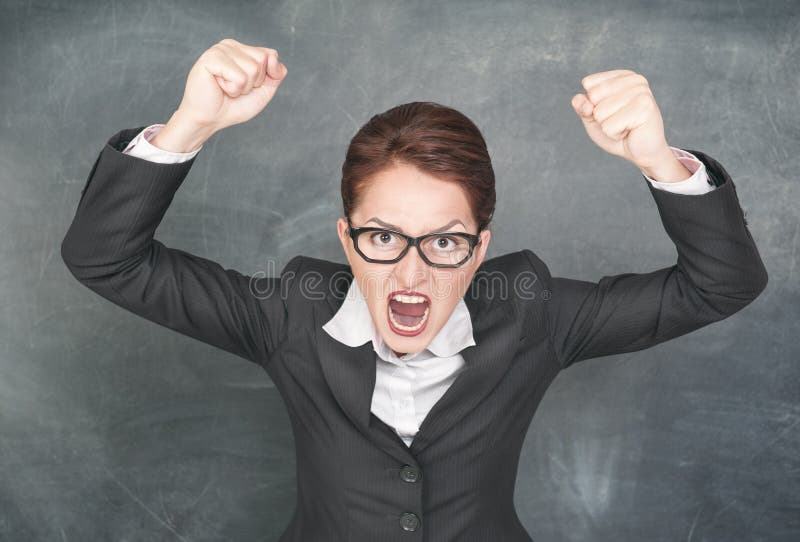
[354,162,474,233]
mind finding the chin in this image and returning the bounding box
[383,333,430,357]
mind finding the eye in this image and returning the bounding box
[432,235,457,251]
[369,231,398,245]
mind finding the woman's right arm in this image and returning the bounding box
[60,39,294,366]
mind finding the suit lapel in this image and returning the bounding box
[408,292,522,455]
[315,290,418,465]
[313,265,522,462]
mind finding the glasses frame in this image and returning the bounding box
[346,218,482,268]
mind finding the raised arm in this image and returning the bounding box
[60,39,296,366]
[527,150,767,369]
[526,69,769,369]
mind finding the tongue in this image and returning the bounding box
[389,299,428,317]
[393,312,421,326]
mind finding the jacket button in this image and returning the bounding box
[400,465,422,483]
[399,512,420,531]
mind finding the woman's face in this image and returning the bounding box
[336,162,491,356]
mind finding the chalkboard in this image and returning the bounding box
[2,0,797,540]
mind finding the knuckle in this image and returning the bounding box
[232,70,247,85]
[255,50,269,64]
[243,61,260,78]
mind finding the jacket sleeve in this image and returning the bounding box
[60,126,302,367]
[524,149,768,370]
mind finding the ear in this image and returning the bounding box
[336,217,349,246]
[336,217,353,264]
[473,228,491,268]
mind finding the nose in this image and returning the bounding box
[392,244,428,288]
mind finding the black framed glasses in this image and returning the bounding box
[346,217,481,268]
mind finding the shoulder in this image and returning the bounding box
[288,254,350,277]
[469,249,551,300]
[476,249,546,278]
[277,254,353,307]
[461,250,553,325]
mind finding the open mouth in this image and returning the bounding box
[387,290,430,336]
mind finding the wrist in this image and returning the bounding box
[151,109,217,153]
[638,148,692,183]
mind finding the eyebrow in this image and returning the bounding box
[364,217,466,234]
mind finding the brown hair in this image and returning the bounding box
[341,101,495,232]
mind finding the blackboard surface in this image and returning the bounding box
[2,1,797,540]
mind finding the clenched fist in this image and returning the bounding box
[154,38,288,153]
[571,69,686,180]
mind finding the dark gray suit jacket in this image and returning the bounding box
[61,127,768,541]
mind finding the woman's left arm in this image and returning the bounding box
[529,70,769,369]
[526,150,767,369]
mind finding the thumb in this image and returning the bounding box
[265,54,287,82]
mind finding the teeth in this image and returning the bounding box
[389,306,430,332]
[392,294,427,303]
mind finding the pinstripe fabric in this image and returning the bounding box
[62,127,767,541]
[121,124,716,454]
[322,277,474,448]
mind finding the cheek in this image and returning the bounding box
[354,265,393,307]
[431,269,472,301]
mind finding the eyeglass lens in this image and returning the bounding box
[355,230,471,265]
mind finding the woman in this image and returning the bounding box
[61,39,768,541]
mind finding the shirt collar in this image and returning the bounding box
[322,278,476,362]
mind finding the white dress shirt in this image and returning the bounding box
[322,279,476,446]
[122,123,714,446]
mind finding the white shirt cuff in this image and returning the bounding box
[642,147,714,195]
[122,124,202,164]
